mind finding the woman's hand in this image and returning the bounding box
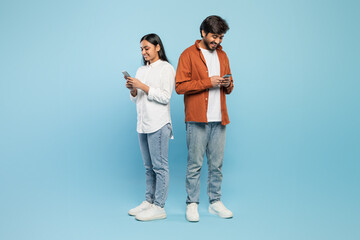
[126,77,141,89]
[125,78,133,90]
[127,77,149,94]
[125,77,137,96]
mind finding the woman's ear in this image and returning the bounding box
[156,44,161,52]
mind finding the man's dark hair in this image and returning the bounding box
[200,15,229,38]
[140,33,169,65]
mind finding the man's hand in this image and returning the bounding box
[220,76,231,88]
[210,76,224,87]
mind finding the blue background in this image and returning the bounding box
[1,0,359,239]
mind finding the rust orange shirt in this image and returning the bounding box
[175,40,234,125]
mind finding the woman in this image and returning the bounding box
[125,33,175,221]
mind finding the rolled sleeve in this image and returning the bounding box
[130,93,137,102]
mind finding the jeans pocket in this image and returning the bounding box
[186,122,192,134]
[167,123,172,138]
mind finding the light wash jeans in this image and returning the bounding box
[138,123,172,208]
[185,122,226,204]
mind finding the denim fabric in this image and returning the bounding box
[185,122,226,204]
[138,123,172,208]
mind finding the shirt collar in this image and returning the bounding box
[195,40,223,51]
[147,59,162,67]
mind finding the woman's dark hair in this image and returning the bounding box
[200,15,229,38]
[140,33,169,65]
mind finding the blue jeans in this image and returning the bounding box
[138,123,172,208]
[186,122,226,204]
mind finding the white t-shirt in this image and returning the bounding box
[130,60,175,135]
[200,48,221,122]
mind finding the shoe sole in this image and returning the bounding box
[186,215,199,222]
[128,211,143,216]
[128,206,152,216]
[135,214,167,221]
[208,206,233,218]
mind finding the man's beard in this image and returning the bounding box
[204,39,217,51]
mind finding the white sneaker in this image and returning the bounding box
[135,204,167,221]
[209,201,233,218]
[128,201,152,216]
[186,203,199,222]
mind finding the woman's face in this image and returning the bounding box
[140,40,160,64]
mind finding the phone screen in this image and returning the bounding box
[122,71,131,78]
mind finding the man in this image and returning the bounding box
[175,15,234,222]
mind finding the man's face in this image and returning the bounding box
[202,31,224,51]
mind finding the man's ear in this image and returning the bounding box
[201,30,206,38]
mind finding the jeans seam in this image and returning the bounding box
[161,128,164,204]
[156,125,166,207]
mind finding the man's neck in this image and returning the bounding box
[199,40,207,50]
[199,40,216,52]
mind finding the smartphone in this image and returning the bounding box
[122,71,131,79]
[222,74,232,78]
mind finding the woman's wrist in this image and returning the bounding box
[130,89,137,96]
[140,83,149,94]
